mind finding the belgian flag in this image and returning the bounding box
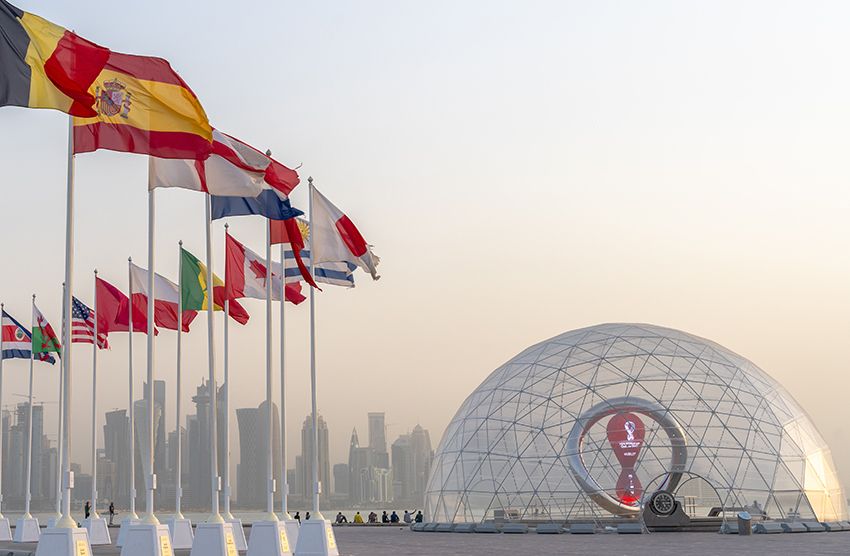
[0,1,109,117]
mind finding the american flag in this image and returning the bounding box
[71,297,108,349]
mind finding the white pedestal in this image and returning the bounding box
[295,518,338,556]
[13,516,40,543]
[34,526,92,556]
[247,520,292,556]
[46,515,61,528]
[0,516,12,541]
[226,517,247,551]
[190,521,238,556]
[283,519,300,550]
[120,522,173,556]
[166,516,194,550]
[83,515,112,546]
[116,515,140,547]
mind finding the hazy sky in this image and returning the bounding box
[2,0,850,495]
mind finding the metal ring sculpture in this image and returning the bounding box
[565,396,688,516]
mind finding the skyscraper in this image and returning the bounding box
[368,412,388,468]
[333,463,349,497]
[347,428,371,506]
[103,409,130,507]
[300,414,330,502]
[391,425,433,507]
[235,401,281,509]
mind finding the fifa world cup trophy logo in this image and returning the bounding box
[607,413,645,506]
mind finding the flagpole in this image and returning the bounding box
[54,284,66,521]
[24,294,35,519]
[279,242,289,518]
[204,195,223,523]
[128,257,137,520]
[144,189,158,524]
[0,303,4,520]
[175,241,184,519]
[57,116,76,529]
[308,177,321,517]
[264,219,277,521]
[90,271,100,518]
[222,223,233,521]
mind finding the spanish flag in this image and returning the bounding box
[0,1,109,117]
[73,52,213,159]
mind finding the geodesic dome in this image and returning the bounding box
[425,323,846,523]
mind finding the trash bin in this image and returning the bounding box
[737,511,752,536]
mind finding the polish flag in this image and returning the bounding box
[225,233,306,304]
[96,277,151,335]
[310,186,380,280]
[128,263,198,332]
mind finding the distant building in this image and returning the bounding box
[300,414,330,502]
[236,401,280,509]
[333,463,349,496]
[368,412,389,468]
[103,409,130,507]
[392,425,433,507]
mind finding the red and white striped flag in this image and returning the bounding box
[72,297,108,349]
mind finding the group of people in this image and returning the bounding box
[83,500,118,526]
[336,510,423,525]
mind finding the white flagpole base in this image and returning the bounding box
[226,517,247,551]
[83,516,111,546]
[46,512,62,528]
[247,520,292,556]
[166,516,194,549]
[283,518,300,549]
[0,517,11,541]
[190,521,237,556]
[34,526,91,556]
[120,523,173,556]
[13,516,40,543]
[116,515,141,547]
[294,518,338,556]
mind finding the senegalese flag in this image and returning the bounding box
[32,303,60,355]
[180,247,249,324]
[0,1,109,117]
[72,51,212,159]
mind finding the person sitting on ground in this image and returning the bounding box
[415,510,423,523]
[336,512,348,524]
[305,512,311,521]
[403,510,413,524]
[390,511,399,523]
[353,511,364,524]
[294,511,301,524]
[381,511,390,524]
[368,511,378,523]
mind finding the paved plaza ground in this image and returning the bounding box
[3,526,850,555]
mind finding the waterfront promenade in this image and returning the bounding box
[2,527,850,555]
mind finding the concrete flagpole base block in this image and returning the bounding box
[120,523,173,556]
[247,520,292,556]
[283,519,300,549]
[13,516,40,543]
[166,516,194,550]
[116,516,141,547]
[295,518,339,556]
[46,514,61,528]
[0,516,12,541]
[189,521,237,556]
[226,517,247,551]
[34,526,92,556]
[83,516,112,546]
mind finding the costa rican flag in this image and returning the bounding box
[71,298,108,349]
[1,310,55,363]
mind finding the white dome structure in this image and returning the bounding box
[425,323,846,523]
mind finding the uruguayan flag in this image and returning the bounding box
[277,246,355,288]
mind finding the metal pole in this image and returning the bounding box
[58,116,75,528]
[308,177,321,516]
[265,221,277,521]
[144,189,158,524]
[279,242,289,518]
[55,287,65,519]
[222,225,232,520]
[0,303,4,519]
[128,257,137,519]
[24,295,35,519]
[91,271,99,518]
[175,241,184,518]
[204,195,222,523]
